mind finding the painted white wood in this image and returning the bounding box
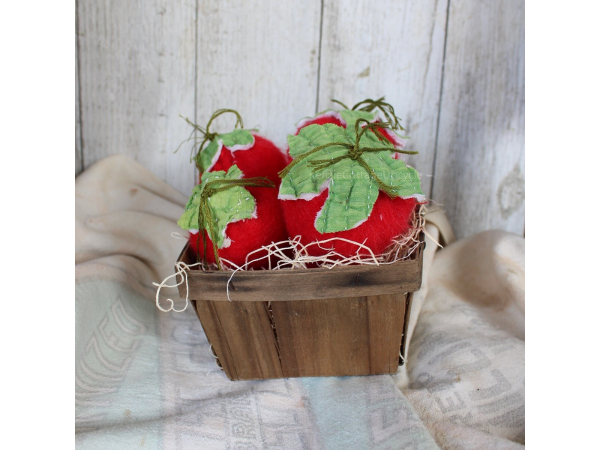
[76,0,525,238]
[317,0,449,200]
[76,37,82,176]
[78,0,197,194]
[432,0,525,239]
[195,0,322,154]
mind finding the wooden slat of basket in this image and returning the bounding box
[194,300,283,380]
[270,294,406,378]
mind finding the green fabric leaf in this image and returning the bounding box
[314,158,381,233]
[197,140,219,173]
[195,129,254,172]
[280,123,424,233]
[177,165,256,248]
[282,124,353,198]
[219,129,254,149]
[361,151,423,198]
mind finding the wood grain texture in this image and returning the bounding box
[77,0,197,194]
[186,259,422,302]
[194,294,410,380]
[182,236,421,379]
[177,235,424,302]
[76,33,82,177]
[431,0,525,239]
[317,0,449,199]
[195,0,322,151]
[271,294,406,378]
[194,300,283,380]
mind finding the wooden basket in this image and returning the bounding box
[176,233,425,380]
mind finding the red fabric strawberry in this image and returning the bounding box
[188,182,286,269]
[180,110,288,269]
[279,103,425,259]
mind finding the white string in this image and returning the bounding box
[152,261,203,312]
[170,231,188,240]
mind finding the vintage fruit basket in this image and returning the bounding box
[176,232,425,380]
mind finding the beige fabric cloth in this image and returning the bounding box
[76,155,524,449]
[402,230,525,448]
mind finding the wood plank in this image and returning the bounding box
[195,0,322,152]
[194,300,283,380]
[77,0,197,194]
[364,294,407,374]
[186,258,422,302]
[432,0,525,239]
[177,236,424,302]
[317,0,449,199]
[270,294,406,377]
[75,15,83,177]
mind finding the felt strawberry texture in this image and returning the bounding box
[189,185,287,269]
[296,111,344,131]
[281,190,418,258]
[207,133,290,185]
[279,109,425,259]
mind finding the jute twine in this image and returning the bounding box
[176,109,244,170]
[331,96,406,132]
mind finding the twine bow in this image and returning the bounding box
[332,96,406,132]
[176,109,244,171]
[196,176,275,270]
[279,119,418,199]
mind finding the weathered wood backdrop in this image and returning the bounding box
[76,0,524,239]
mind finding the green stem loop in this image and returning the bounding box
[176,109,245,171]
[332,96,406,132]
[196,176,275,270]
[279,119,417,198]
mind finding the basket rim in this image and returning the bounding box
[175,233,425,302]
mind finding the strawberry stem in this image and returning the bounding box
[175,109,245,170]
[330,97,406,132]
